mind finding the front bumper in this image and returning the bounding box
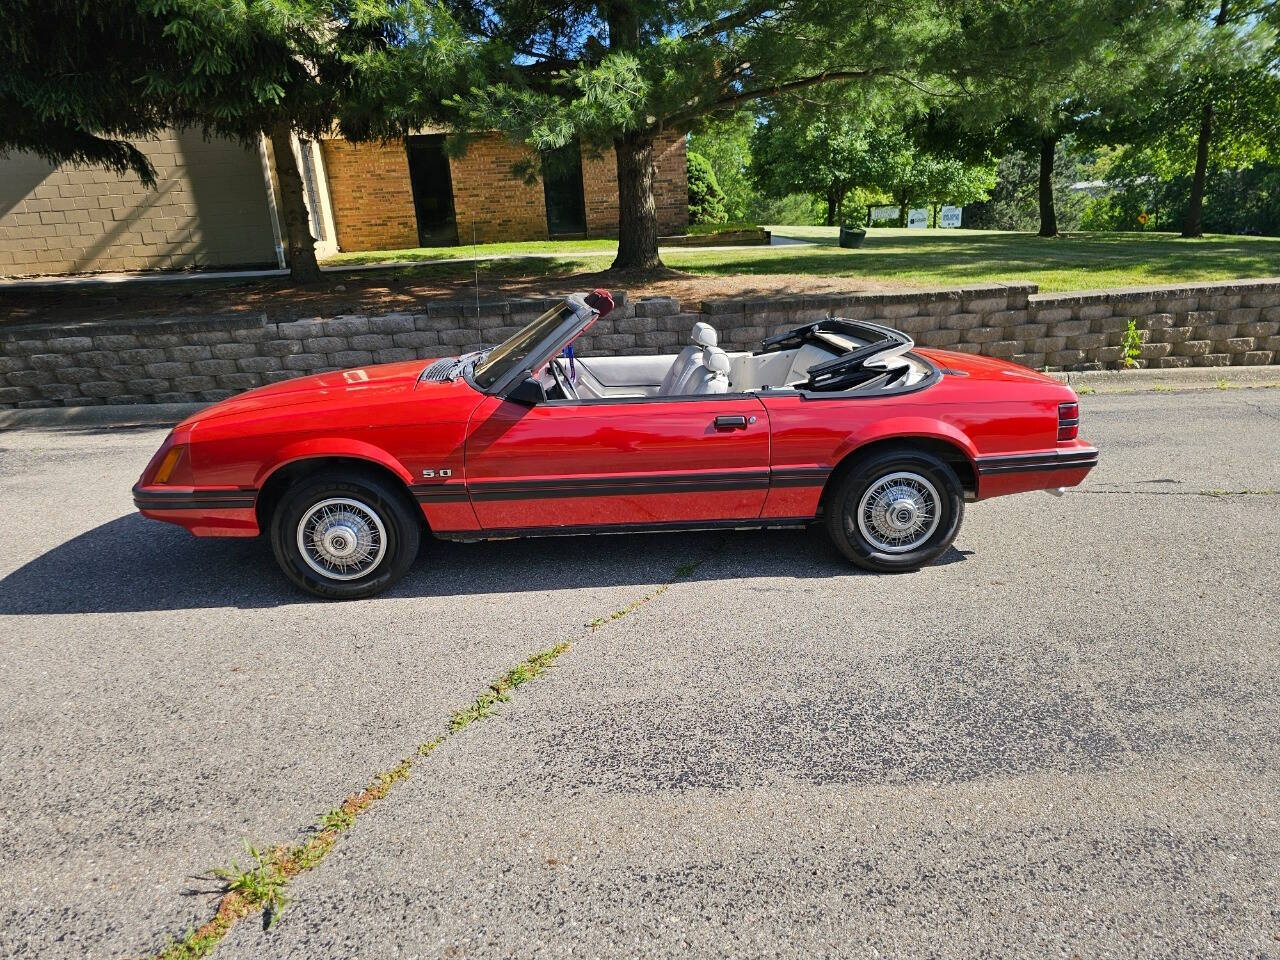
[132,483,260,537]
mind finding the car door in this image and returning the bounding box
[463,393,771,532]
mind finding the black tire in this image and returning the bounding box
[269,470,421,599]
[824,449,964,572]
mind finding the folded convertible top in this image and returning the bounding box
[759,317,917,392]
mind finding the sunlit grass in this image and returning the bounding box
[324,238,618,265]
[321,227,1280,293]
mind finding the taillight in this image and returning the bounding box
[1058,401,1079,441]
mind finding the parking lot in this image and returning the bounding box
[2,388,1278,959]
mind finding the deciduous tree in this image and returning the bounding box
[751,99,995,226]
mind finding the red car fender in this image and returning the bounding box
[253,437,416,490]
[828,415,980,471]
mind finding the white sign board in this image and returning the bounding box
[907,208,929,229]
[869,205,898,222]
[940,205,963,228]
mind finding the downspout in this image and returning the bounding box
[258,134,287,270]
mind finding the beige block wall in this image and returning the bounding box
[0,131,278,276]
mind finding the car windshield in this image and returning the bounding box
[471,301,580,390]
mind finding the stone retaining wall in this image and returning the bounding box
[2,279,1278,409]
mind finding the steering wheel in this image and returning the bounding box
[547,356,577,400]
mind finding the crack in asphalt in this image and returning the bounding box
[1238,397,1280,424]
[1070,489,1280,498]
[140,551,713,960]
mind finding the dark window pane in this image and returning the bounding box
[406,135,457,247]
[542,142,586,237]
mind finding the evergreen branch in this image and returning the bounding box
[665,68,882,128]
[678,1,785,44]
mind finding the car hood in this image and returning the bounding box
[178,358,450,427]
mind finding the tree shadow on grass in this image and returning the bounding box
[675,231,1280,287]
[0,514,968,615]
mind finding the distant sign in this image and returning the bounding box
[869,205,898,222]
[940,205,963,228]
[907,208,929,229]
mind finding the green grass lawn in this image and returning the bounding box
[322,227,1280,293]
[324,237,620,265]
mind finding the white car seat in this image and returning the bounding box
[690,347,731,394]
[658,321,720,396]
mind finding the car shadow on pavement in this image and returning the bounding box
[0,514,968,614]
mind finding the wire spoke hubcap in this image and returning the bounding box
[854,471,941,553]
[297,498,387,581]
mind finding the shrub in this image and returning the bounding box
[687,151,727,224]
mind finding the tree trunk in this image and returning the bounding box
[1182,102,1213,238]
[268,122,320,282]
[1185,0,1230,239]
[607,2,661,271]
[1037,136,1058,238]
[825,188,838,226]
[897,201,908,227]
[611,131,662,271]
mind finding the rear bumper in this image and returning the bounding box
[974,445,1098,499]
[132,483,260,537]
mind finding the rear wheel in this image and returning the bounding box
[270,471,420,599]
[824,449,964,572]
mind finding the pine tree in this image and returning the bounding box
[1,0,477,279]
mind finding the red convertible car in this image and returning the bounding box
[134,290,1096,599]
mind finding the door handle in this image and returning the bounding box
[713,415,748,429]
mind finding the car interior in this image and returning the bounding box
[537,318,936,401]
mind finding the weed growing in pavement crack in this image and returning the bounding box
[585,556,707,629]
[151,644,570,960]
[148,554,707,960]
[212,844,289,930]
[448,643,570,732]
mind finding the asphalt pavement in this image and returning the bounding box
[1,389,1277,958]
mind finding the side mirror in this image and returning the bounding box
[505,375,546,406]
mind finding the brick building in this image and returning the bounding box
[318,131,689,251]
[0,129,687,276]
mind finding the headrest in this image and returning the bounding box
[691,321,718,348]
[584,289,615,318]
[704,347,731,375]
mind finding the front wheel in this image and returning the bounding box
[270,471,421,599]
[824,450,964,572]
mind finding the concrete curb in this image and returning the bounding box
[0,402,205,431]
[4,365,1278,430]
[1051,365,1280,392]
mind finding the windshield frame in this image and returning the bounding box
[468,294,598,396]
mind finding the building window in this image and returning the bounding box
[405,135,458,246]
[541,141,586,237]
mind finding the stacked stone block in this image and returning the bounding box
[3,280,1279,409]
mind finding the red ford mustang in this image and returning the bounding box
[134,290,1097,599]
